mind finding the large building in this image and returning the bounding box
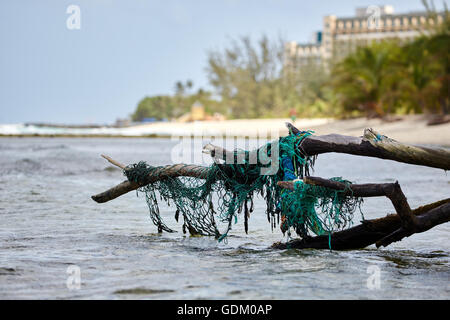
[285,5,443,67]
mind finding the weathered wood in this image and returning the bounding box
[300,177,420,231]
[91,125,450,251]
[376,202,450,248]
[292,174,449,248]
[278,177,391,198]
[94,127,449,203]
[276,176,450,249]
[272,198,450,250]
[303,128,450,170]
[205,126,450,171]
[92,180,141,203]
[92,163,210,203]
[101,154,126,169]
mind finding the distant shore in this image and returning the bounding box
[1,115,449,147]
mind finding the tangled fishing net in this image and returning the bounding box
[123,130,364,245]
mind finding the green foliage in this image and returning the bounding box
[206,35,327,119]
[132,85,223,121]
[329,4,450,118]
[330,41,404,117]
[132,2,448,120]
[132,96,175,121]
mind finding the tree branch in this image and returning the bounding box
[272,198,450,250]
[92,159,210,203]
[276,177,450,249]
[205,126,450,170]
[93,127,449,203]
[90,125,450,251]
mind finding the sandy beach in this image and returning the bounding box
[121,115,450,146]
[291,115,450,146]
[1,115,449,146]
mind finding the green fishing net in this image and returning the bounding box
[279,178,364,240]
[123,130,363,243]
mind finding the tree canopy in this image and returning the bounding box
[132,2,449,121]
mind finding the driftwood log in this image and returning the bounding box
[275,177,450,249]
[91,124,450,250]
[93,127,450,203]
[205,125,450,171]
[93,155,210,203]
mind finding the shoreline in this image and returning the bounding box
[1,115,449,147]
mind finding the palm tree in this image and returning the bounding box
[330,42,403,118]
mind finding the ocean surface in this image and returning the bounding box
[0,137,449,299]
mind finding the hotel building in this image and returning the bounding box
[285,5,443,67]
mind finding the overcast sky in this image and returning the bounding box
[0,0,443,124]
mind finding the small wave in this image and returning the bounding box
[114,288,175,295]
[31,144,68,152]
[0,267,17,275]
[103,166,121,172]
[14,158,42,171]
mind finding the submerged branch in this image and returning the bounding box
[272,199,450,250]
[275,177,450,249]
